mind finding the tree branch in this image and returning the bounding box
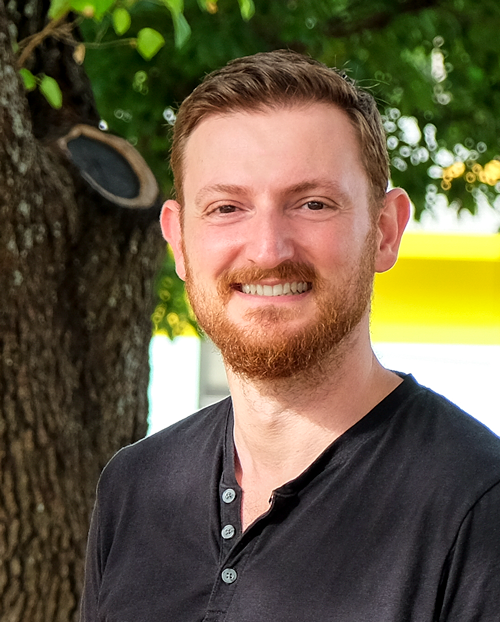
[17,13,72,68]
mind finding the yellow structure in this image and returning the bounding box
[371,233,500,344]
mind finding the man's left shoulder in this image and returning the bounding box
[398,377,500,486]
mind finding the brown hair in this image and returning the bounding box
[170,49,389,209]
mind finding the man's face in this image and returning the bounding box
[169,104,382,379]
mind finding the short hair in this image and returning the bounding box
[170,49,389,209]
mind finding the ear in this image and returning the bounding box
[374,188,411,273]
[160,200,186,281]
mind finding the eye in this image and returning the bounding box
[205,201,247,223]
[215,204,238,214]
[304,201,325,210]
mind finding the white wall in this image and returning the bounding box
[148,336,500,436]
[148,335,200,435]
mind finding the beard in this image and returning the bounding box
[184,228,377,381]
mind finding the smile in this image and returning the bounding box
[239,282,311,296]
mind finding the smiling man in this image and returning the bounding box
[81,51,500,622]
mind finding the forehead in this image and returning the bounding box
[182,103,369,203]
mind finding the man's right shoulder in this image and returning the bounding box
[97,397,231,495]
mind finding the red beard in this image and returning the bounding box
[184,229,376,380]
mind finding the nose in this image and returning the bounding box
[244,208,295,269]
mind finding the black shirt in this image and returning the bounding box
[81,375,500,621]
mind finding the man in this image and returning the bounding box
[81,51,500,621]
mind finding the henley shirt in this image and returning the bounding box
[81,375,500,622]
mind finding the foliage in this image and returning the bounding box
[136,27,166,59]
[74,0,500,216]
[38,74,64,108]
[152,246,201,338]
[20,67,64,108]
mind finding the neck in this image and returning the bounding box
[227,327,402,490]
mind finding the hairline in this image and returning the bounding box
[174,100,386,218]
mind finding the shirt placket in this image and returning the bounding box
[201,480,245,621]
[202,407,284,621]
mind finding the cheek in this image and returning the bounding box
[309,235,347,271]
[185,228,241,277]
[315,229,371,276]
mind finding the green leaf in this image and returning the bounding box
[69,0,115,20]
[136,28,166,60]
[48,0,70,19]
[69,0,93,14]
[237,0,254,21]
[112,7,131,35]
[93,0,116,20]
[19,68,37,91]
[161,0,190,47]
[172,12,191,48]
[162,0,183,14]
[39,75,63,109]
[69,0,95,17]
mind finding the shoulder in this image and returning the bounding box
[399,375,499,455]
[97,397,232,496]
[388,375,500,501]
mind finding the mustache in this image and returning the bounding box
[217,261,317,294]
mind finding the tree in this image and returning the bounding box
[0,1,164,618]
[1,0,499,620]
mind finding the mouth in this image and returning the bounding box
[234,282,312,297]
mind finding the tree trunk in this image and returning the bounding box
[0,2,164,619]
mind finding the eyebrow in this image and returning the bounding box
[195,179,352,207]
[283,180,351,204]
[195,184,249,207]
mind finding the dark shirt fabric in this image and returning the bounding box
[81,375,500,622]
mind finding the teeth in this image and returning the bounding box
[240,282,309,297]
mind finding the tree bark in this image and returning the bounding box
[0,2,164,620]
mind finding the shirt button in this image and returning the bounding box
[222,488,236,504]
[221,568,237,584]
[221,524,236,539]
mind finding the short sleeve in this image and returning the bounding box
[439,481,500,621]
